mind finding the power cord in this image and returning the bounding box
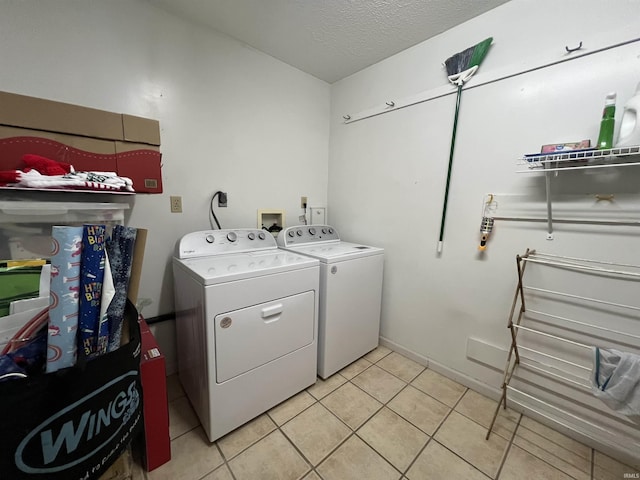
[299,199,308,225]
[209,191,225,229]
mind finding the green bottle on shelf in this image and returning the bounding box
[597,92,616,149]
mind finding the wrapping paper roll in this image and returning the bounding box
[47,226,83,372]
[78,225,106,357]
[106,226,137,352]
[95,250,114,356]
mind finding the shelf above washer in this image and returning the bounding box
[517,145,640,172]
[514,145,640,240]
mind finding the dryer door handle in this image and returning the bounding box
[261,303,283,320]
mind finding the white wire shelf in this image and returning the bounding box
[517,145,640,172]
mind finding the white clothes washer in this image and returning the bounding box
[173,229,319,442]
[277,225,384,379]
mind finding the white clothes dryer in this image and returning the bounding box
[277,225,384,379]
[173,229,319,442]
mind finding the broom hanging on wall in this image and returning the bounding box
[437,37,493,254]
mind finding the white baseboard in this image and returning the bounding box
[379,336,502,402]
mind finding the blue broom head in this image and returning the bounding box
[445,37,493,77]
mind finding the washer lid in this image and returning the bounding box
[173,249,319,285]
[283,241,383,263]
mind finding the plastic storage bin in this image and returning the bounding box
[0,201,128,260]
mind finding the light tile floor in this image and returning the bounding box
[129,347,640,480]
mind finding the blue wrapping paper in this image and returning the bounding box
[8,327,47,375]
[0,355,25,382]
[105,226,137,352]
[78,225,106,357]
[46,226,83,372]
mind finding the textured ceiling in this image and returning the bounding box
[148,0,510,83]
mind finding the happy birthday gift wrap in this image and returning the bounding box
[78,224,106,357]
[95,249,114,356]
[47,226,83,372]
[106,225,137,352]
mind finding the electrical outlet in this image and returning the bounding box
[170,196,182,213]
[301,196,308,209]
[218,192,228,207]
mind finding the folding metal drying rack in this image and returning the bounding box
[486,249,640,442]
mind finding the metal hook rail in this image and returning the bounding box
[341,36,640,124]
[482,191,640,244]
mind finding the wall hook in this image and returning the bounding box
[386,101,395,107]
[565,41,582,53]
[343,115,351,121]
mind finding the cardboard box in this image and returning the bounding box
[0,91,124,141]
[0,127,163,194]
[0,91,163,194]
[127,228,147,306]
[139,317,171,471]
[540,139,591,153]
[122,114,161,146]
[0,91,161,146]
[115,142,163,194]
[0,125,118,172]
[98,448,133,480]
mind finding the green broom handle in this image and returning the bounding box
[437,83,463,253]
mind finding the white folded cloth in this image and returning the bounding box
[15,169,134,192]
[592,347,640,424]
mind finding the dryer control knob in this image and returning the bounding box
[227,232,238,242]
[205,234,215,244]
[288,230,295,238]
[328,228,334,234]
[248,232,256,240]
[258,232,266,240]
[296,229,303,236]
[309,228,316,235]
[321,228,327,234]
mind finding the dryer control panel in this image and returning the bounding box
[176,229,276,258]
[277,225,340,247]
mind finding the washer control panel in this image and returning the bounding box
[276,225,340,247]
[176,229,275,258]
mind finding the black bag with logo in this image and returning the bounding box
[0,300,143,480]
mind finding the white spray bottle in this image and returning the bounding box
[616,82,640,147]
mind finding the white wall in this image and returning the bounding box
[329,0,640,463]
[0,0,330,321]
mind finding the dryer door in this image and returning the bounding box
[214,291,315,383]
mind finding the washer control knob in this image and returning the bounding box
[248,232,256,240]
[321,228,327,234]
[258,232,266,240]
[205,234,215,244]
[328,228,334,234]
[296,229,303,236]
[227,232,237,242]
[288,230,295,238]
[309,228,316,235]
